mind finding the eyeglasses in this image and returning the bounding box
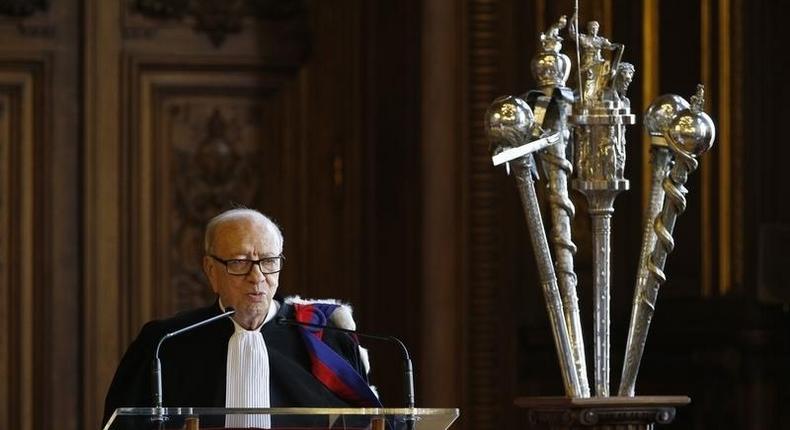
[209,254,285,275]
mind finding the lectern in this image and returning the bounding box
[103,407,459,430]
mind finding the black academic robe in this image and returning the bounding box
[103,299,369,427]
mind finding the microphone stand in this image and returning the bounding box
[152,307,236,422]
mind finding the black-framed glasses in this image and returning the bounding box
[209,254,285,275]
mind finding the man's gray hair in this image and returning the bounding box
[618,62,635,74]
[204,208,284,254]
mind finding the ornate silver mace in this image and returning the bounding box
[618,93,689,396]
[570,89,635,397]
[486,95,583,398]
[529,14,590,397]
[619,85,715,395]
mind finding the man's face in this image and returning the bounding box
[203,216,281,329]
[620,70,634,89]
[588,22,599,36]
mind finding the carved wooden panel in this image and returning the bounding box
[163,105,269,311]
[0,59,44,430]
[132,0,306,47]
[0,0,49,17]
[125,57,301,337]
[121,0,310,62]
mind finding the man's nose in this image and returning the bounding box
[246,263,266,282]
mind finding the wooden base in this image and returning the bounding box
[515,396,690,429]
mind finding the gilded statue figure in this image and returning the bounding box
[540,15,567,52]
[568,13,624,104]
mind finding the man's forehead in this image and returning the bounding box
[212,218,281,253]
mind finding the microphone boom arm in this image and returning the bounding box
[153,308,236,410]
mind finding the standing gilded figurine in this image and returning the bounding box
[568,12,624,105]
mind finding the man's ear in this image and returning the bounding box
[202,255,211,276]
[203,256,219,293]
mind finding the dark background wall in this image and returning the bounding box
[0,1,787,429]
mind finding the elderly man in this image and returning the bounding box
[103,209,378,426]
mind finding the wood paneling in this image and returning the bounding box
[0,1,81,430]
[420,0,463,412]
[0,2,82,426]
[355,0,423,407]
[466,0,511,429]
[0,62,39,430]
[0,51,80,430]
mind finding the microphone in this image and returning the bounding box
[276,316,416,409]
[152,307,236,411]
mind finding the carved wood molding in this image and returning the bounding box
[0,56,48,430]
[134,0,306,47]
[0,0,54,38]
[0,0,48,17]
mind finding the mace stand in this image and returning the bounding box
[515,396,690,430]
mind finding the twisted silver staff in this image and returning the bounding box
[538,124,590,397]
[530,14,590,397]
[619,94,689,396]
[619,85,715,395]
[486,95,582,398]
